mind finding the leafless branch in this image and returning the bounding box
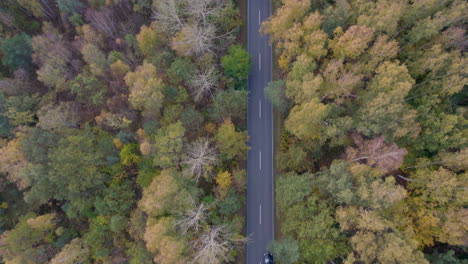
[183,138,217,182]
[192,226,248,264]
[189,67,219,102]
[174,202,208,234]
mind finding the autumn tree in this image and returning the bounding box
[32,22,73,89]
[125,63,165,116]
[0,213,58,264]
[81,43,107,77]
[49,238,91,264]
[336,206,428,264]
[214,119,249,161]
[354,61,419,140]
[215,170,231,199]
[356,0,406,36]
[345,133,408,173]
[138,169,192,217]
[285,98,329,141]
[136,23,164,59]
[0,131,28,190]
[329,25,374,60]
[144,216,188,264]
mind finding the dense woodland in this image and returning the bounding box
[263,0,467,263]
[0,0,252,263]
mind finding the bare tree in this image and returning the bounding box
[174,202,207,234]
[189,0,226,26]
[345,133,408,173]
[189,67,218,102]
[171,23,217,56]
[37,102,81,130]
[152,0,188,33]
[183,138,217,182]
[192,226,248,264]
[85,7,118,38]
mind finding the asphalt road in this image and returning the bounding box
[246,0,273,263]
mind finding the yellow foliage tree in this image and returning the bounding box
[144,217,187,264]
[215,171,232,199]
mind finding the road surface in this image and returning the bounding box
[246,0,273,263]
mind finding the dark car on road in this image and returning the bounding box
[264,252,274,264]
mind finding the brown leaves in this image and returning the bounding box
[346,133,407,173]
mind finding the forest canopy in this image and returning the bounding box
[0,0,250,263]
[263,0,467,263]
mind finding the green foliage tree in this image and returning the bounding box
[70,71,106,106]
[152,121,186,168]
[46,126,116,217]
[0,33,32,71]
[268,238,300,264]
[218,188,241,216]
[210,89,248,123]
[264,80,290,113]
[278,144,308,172]
[84,216,113,259]
[221,45,251,90]
[94,180,135,216]
[110,215,128,233]
[276,172,312,214]
[167,57,197,85]
[425,250,468,264]
[282,194,349,263]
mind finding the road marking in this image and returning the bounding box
[259,151,262,170]
[259,100,262,119]
[259,204,262,225]
[258,53,261,71]
[258,10,261,25]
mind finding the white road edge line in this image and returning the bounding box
[259,100,262,119]
[258,9,261,26]
[259,53,261,71]
[259,204,262,225]
[259,151,262,170]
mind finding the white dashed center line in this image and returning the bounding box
[259,100,262,119]
[259,151,262,170]
[259,53,261,71]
